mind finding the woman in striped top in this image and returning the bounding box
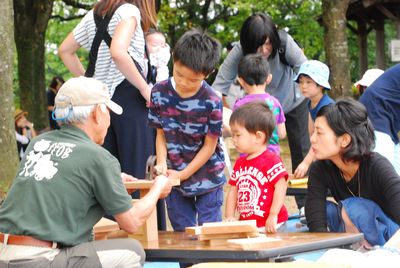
[59,1,159,202]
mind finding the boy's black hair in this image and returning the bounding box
[173,29,221,75]
[297,74,326,91]
[229,101,275,143]
[316,98,375,163]
[240,13,280,57]
[238,54,270,86]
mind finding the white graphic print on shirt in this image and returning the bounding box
[234,162,286,218]
[19,139,76,181]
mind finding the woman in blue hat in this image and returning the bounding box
[293,60,335,178]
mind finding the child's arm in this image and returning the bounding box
[308,112,314,136]
[167,134,218,182]
[277,122,286,139]
[293,148,314,178]
[293,113,314,178]
[225,185,238,221]
[265,177,288,233]
[155,128,168,175]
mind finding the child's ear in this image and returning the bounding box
[255,131,267,144]
[265,74,273,85]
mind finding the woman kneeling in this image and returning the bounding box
[305,99,400,247]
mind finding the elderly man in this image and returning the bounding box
[0,77,172,267]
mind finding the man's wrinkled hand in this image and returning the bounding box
[121,172,138,182]
[154,175,172,198]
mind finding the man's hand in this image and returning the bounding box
[153,175,172,198]
[121,172,138,182]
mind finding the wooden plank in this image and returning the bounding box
[131,197,158,242]
[227,236,282,250]
[288,178,308,186]
[124,178,180,190]
[198,231,260,241]
[202,220,256,227]
[94,217,120,234]
[185,220,258,235]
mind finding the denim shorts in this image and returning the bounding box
[326,197,399,246]
[165,187,224,231]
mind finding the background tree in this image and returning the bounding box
[0,0,19,199]
[322,0,352,98]
[14,0,55,131]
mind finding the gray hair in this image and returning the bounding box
[54,104,96,126]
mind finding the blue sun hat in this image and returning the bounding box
[294,60,331,90]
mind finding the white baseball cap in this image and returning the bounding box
[55,76,122,115]
[354,68,384,87]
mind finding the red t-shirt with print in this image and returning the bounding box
[229,150,289,228]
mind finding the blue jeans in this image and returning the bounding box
[326,197,399,246]
[165,187,224,231]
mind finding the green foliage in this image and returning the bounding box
[39,0,398,91]
[157,0,324,66]
[44,0,93,86]
[347,20,398,85]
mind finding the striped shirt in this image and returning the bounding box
[73,3,145,96]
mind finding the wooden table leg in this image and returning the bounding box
[139,189,158,241]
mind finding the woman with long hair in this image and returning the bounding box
[58,0,161,265]
[59,0,165,226]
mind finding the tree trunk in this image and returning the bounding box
[375,18,385,69]
[14,0,54,131]
[322,0,352,98]
[0,0,19,199]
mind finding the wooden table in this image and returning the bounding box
[141,231,363,263]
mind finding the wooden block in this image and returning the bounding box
[208,238,229,246]
[197,232,260,241]
[288,178,308,186]
[185,220,258,235]
[186,226,202,235]
[94,217,121,240]
[227,236,281,250]
[124,178,180,191]
[202,220,256,227]
[131,199,158,241]
[94,217,120,234]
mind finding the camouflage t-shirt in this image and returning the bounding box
[148,78,226,196]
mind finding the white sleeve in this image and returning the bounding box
[115,3,141,23]
[16,132,29,144]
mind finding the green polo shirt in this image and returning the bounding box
[0,125,132,246]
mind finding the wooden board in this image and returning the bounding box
[124,178,180,190]
[197,231,260,241]
[94,217,120,234]
[186,220,258,235]
[288,178,308,186]
[227,236,282,250]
